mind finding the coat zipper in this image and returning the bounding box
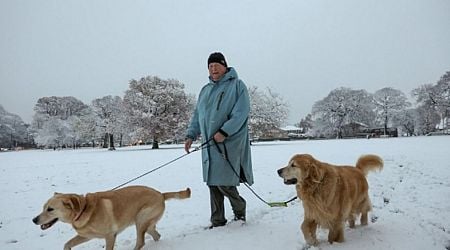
[216,91,224,110]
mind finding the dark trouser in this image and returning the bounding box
[208,185,246,226]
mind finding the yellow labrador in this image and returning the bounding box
[33,185,190,250]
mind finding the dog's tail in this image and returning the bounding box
[163,188,191,201]
[356,154,383,176]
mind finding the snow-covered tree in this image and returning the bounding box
[412,71,450,131]
[414,104,441,135]
[248,86,289,139]
[32,96,89,148]
[91,96,127,150]
[0,105,30,148]
[123,76,193,149]
[392,108,417,136]
[373,87,410,135]
[71,107,98,147]
[435,72,450,129]
[296,114,313,134]
[34,117,66,148]
[312,87,375,138]
[33,96,88,121]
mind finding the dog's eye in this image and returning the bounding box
[47,207,54,212]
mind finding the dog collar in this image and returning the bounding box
[74,201,88,222]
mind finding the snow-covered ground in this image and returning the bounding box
[1,136,449,250]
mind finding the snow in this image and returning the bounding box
[1,136,449,250]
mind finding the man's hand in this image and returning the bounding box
[213,132,226,143]
[184,138,193,153]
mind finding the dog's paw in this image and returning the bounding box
[299,242,320,250]
[301,238,319,249]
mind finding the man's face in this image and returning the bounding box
[208,63,227,81]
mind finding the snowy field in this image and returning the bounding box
[1,136,449,250]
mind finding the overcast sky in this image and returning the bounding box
[1,0,449,124]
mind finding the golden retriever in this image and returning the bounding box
[277,154,383,246]
[33,185,191,250]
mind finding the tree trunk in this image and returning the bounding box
[109,133,115,150]
[337,130,342,139]
[384,114,388,135]
[103,133,108,148]
[152,140,159,149]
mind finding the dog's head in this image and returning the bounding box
[277,154,323,185]
[32,193,86,230]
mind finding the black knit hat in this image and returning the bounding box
[207,52,227,68]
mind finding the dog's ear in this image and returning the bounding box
[309,160,324,184]
[72,195,87,221]
[299,155,323,184]
[62,195,87,220]
[61,196,75,210]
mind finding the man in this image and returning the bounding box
[184,52,254,228]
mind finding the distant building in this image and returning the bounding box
[363,127,399,138]
[341,122,369,138]
[280,125,302,133]
[342,122,398,138]
[280,125,306,138]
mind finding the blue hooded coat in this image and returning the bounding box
[186,67,254,186]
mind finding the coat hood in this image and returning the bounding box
[209,67,238,84]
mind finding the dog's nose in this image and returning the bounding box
[277,168,283,176]
[32,216,39,224]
